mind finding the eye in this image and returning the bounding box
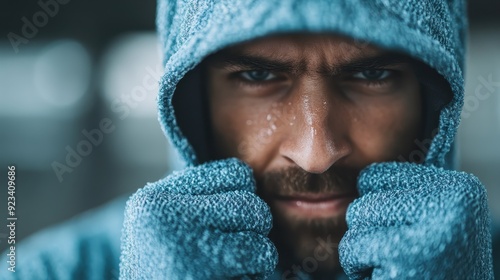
[353,69,391,80]
[240,70,277,82]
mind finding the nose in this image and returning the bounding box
[279,79,351,174]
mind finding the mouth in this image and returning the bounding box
[271,192,358,218]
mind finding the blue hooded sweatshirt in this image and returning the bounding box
[1,0,495,279]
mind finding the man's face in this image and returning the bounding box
[205,34,422,273]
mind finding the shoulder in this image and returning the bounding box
[1,195,129,280]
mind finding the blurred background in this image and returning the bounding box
[0,0,499,254]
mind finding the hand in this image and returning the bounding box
[339,162,493,279]
[119,158,278,279]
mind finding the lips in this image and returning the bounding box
[275,192,356,201]
[271,192,358,218]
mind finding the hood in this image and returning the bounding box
[156,0,467,169]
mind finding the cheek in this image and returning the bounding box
[210,100,250,159]
[349,93,422,163]
[210,98,290,171]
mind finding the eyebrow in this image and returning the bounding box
[209,52,413,75]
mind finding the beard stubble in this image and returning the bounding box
[256,166,360,277]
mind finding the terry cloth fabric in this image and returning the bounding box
[339,162,492,279]
[120,158,278,279]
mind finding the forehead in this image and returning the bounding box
[216,33,385,68]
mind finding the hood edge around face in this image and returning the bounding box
[156,0,466,169]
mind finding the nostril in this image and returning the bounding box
[278,89,350,173]
[279,127,351,174]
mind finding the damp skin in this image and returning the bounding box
[205,33,423,274]
[211,36,422,171]
[206,33,422,176]
[238,102,294,156]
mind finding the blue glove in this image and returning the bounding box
[119,158,278,279]
[339,162,493,279]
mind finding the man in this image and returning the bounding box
[2,0,494,279]
[120,0,492,278]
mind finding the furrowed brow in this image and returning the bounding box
[206,50,412,75]
[334,53,412,74]
[210,54,297,72]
